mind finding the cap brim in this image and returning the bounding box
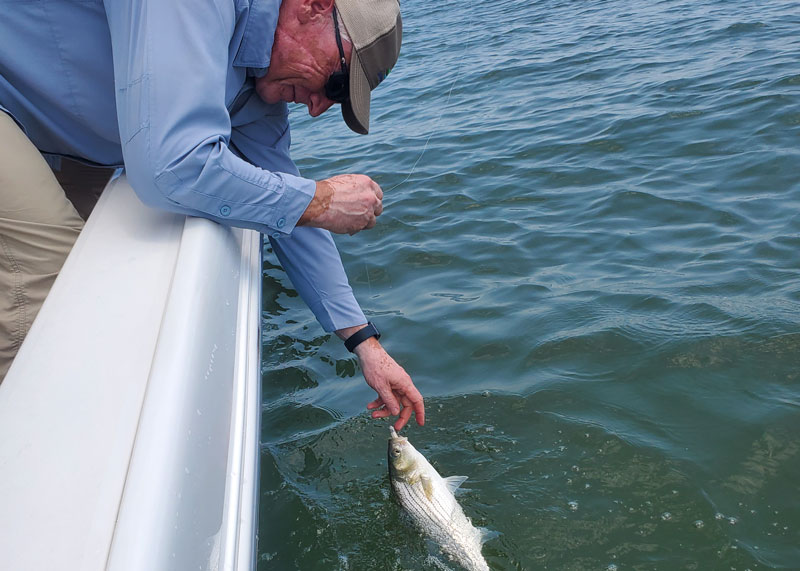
[342,49,371,135]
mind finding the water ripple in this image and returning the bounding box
[262,0,800,567]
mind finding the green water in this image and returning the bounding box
[258,0,800,568]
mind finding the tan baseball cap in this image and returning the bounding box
[335,0,402,135]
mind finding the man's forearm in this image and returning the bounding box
[298,180,334,225]
[335,322,369,341]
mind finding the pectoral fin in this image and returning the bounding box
[421,474,435,502]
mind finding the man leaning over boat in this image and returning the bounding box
[0,0,425,429]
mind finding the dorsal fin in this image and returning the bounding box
[479,527,500,544]
[443,475,468,494]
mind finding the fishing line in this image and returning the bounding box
[363,4,474,296]
[385,9,474,192]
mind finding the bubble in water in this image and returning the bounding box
[568,500,579,511]
[661,512,672,521]
[728,517,739,525]
[715,512,725,520]
[607,565,618,571]
[694,520,705,529]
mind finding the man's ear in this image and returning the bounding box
[306,0,335,19]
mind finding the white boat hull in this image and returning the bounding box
[0,175,261,571]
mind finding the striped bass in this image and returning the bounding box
[388,427,491,571]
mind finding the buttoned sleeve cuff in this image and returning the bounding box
[142,158,317,237]
[266,172,316,235]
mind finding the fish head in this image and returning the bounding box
[388,427,416,474]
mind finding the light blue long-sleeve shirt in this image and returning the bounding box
[0,0,367,331]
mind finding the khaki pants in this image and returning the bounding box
[0,112,113,382]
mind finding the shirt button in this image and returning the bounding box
[220,205,231,216]
[276,217,286,229]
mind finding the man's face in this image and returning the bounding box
[255,1,351,118]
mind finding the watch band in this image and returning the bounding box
[344,322,381,353]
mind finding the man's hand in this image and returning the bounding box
[336,326,425,430]
[358,338,425,430]
[299,174,383,235]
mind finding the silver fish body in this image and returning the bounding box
[388,427,490,571]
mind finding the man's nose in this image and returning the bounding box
[307,93,336,117]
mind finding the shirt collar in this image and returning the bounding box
[234,0,283,71]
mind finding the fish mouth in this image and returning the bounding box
[389,426,409,446]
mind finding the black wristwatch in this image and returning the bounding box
[344,322,381,353]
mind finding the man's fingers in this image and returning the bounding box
[393,396,414,430]
[368,391,425,429]
[379,390,401,416]
[393,412,411,430]
[307,174,386,235]
[373,181,383,215]
[406,386,425,426]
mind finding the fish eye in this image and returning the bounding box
[392,447,401,457]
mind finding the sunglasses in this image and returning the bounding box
[324,7,350,103]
